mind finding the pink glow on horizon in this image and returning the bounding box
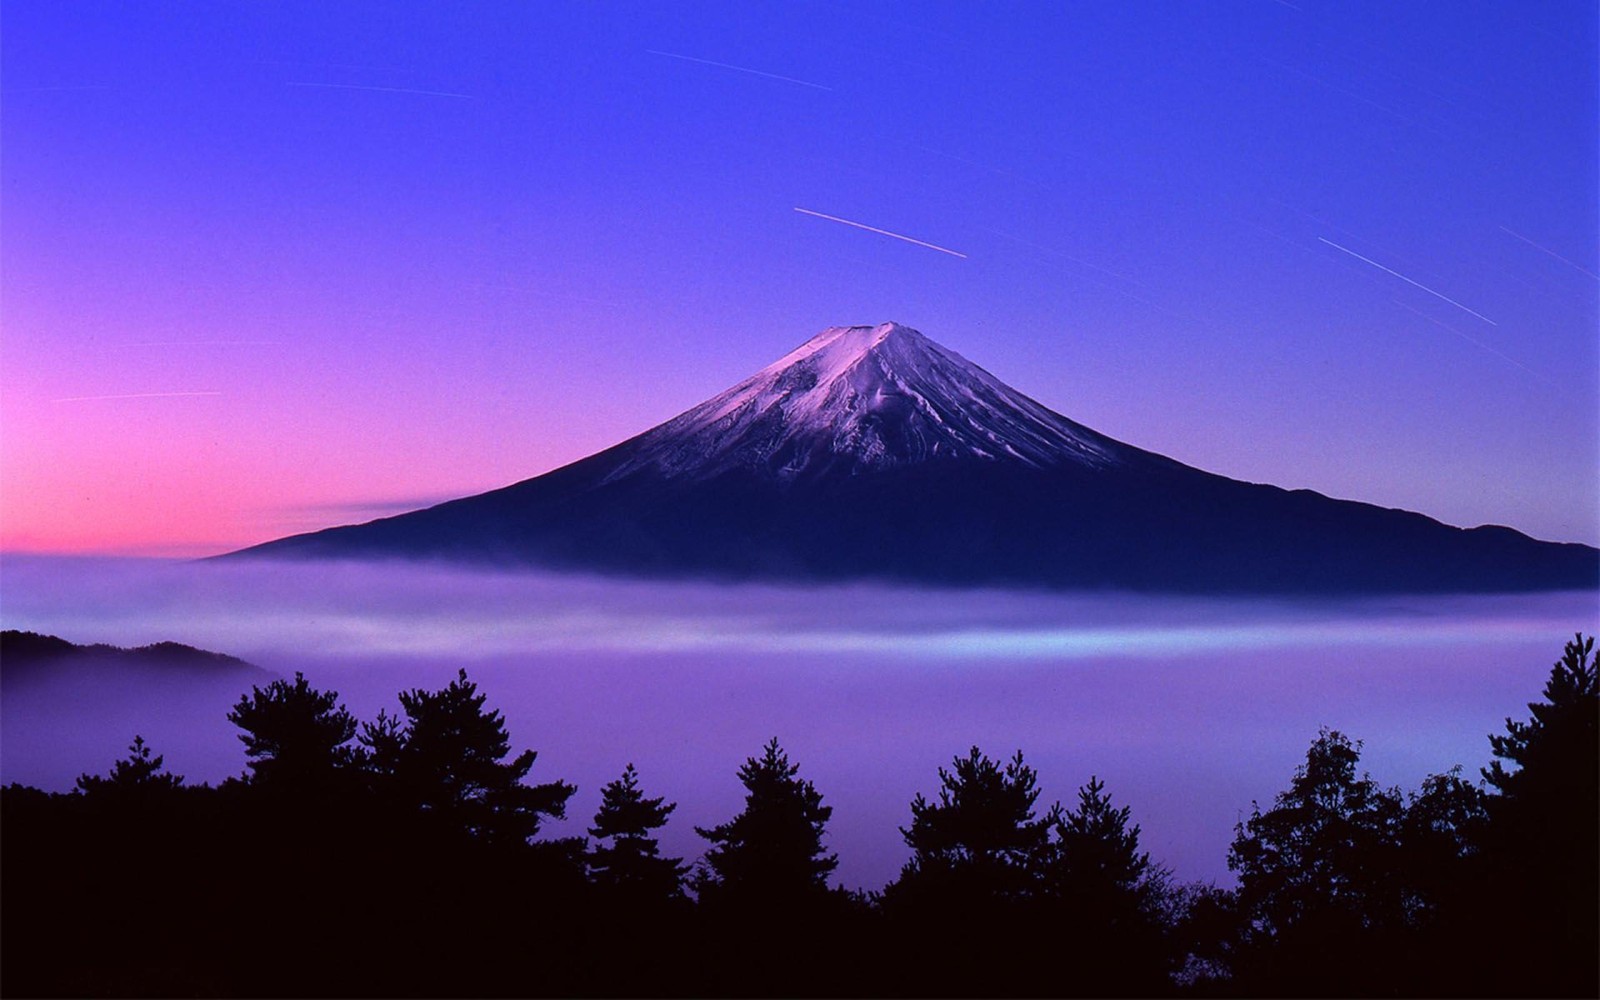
[0,298,716,555]
[3,3,1595,554]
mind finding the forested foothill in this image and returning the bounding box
[3,637,1595,997]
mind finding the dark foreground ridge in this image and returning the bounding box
[232,322,1598,594]
[3,634,1595,997]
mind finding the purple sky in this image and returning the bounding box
[3,1,1596,554]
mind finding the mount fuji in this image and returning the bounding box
[235,322,1596,593]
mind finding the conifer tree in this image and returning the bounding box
[588,763,687,902]
[1047,776,1176,992]
[1483,633,1597,808]
[1474,633,1598,996]
[695,738,836,906]
[356,708,406,780]
[227,672,357,790]
[1049,776,1160,907]
[75,735,184,798]
[380,669,576,845]
[892,746,1053,908]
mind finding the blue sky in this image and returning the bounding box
[3,0,1596,552]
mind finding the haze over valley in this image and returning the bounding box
[4,554,1592,891]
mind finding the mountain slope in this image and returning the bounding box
[599,322,1131,482]
[233,323,1597,594]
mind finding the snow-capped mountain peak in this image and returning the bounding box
[602,322,1128,483]
[237,320,1598,594]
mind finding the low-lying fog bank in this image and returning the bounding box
[3,554,1593,890]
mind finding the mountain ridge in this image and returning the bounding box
[0,630,261,676]
[232,322,1598,594]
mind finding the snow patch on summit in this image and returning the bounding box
[601,322,1129,484]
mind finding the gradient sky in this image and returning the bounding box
[3,1,1596,556]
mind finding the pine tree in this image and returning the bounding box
[227,672,357,790]
[1475,633,1598,996]
[379,669,577,845]
[694,738,836,907]
[356,708,405,782]
[588,763,687,902]
[1483,633,1597,806]
[75,735,184,798]
[892,746,1053,909]
[1049,776,1159,906]
[1047,776,1176,993]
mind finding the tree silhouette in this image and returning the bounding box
[1402,767,1487,858]
[8,635,1599,997]
[580,764,691,994]
[891,746,1052,909]
[75,735,184,798]
[1484,633,1597,806]
[1397,765,1486,915]
[1169,882,1242,992]
[1049,776,1157,903]
[694,738,837,907]
[1227,729,1407,993]
[881,748,1058,996]
[1046,777,1176,994]
[1473,633,1598,996]
[355,708,404,782]
[227,672,356,790]
[374,669,576,846]
[588,763,687,903]
[691,739,849,995]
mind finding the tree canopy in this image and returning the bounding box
[694,738,837,907]
[4,638,1597,997]
[1475,633,1599,997]
[1049,775,1156,904]
[893,746,1052,909]
[369,668,575,845]
[588,763,687,903]
[227,672,357,790]
[75,735,184,799]
[1229,729,1405,939]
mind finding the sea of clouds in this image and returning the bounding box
[3,554,1594,890]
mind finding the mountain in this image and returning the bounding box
[233,322,1597,594]
[596,321,1132,481]
[0,630,261,678]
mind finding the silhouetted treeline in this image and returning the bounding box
[3,637,1595,997]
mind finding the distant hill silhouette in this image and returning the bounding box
[1,630,260,677]
[233,323,1599,595]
